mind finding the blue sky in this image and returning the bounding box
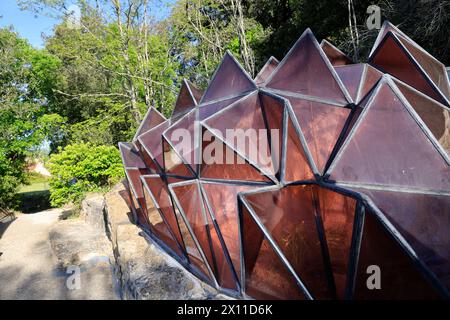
[0,0,174,48]
[0,0,59,48]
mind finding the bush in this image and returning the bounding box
[48,143,124,207]
[0,153,27,210]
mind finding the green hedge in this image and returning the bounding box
[48,143,124,207]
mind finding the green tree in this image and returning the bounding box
[0,27,63,209]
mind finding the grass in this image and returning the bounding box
[17,173,51,213]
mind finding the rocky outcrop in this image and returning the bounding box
[80,193,106,233]
[49,217,119,299]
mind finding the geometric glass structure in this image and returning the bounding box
[120,22,450,299]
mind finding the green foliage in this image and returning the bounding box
[0,27,59,209]
[47,143,124,206]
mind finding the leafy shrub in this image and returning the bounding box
[48,143,124,206]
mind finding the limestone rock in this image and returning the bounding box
[49,218,119,299]
[80,193,106,233]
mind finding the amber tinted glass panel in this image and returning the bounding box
[204,92,276,176]
[201,53,256,103]
[267,31,348,104]
[330,82,450,191]
[200,131,271,182]
[241,204,306,300]
[335,64,365,103]
[287,96,350,174]
[133,108,166,141]
[370,34,445,104]
[315,186,356,298]
[321,40,352,66]
[164,110,197,170]
[142,176,186,253]
[395,79,450,156]
[188,79,204,103]
[351,187,450,292]
[172,204,213,281]
[201,182,258,277]
[125,179,149,229]
[243,185,332,299]
[136,140,159,173]
[260,93,284,177]
[125,168,148,199]
[397,34,450,101]
[171,182,216,276]
[138,120,171,168]
[359,65,383,103]
[162,138,194,177]
[142,184,183,257]
[203,203,238,290]
[198,96,242,120]
[165,97,243,174]
[354,211,440,299]
[283,114,315,181]
[119,142,146,168]
[171,80,197,118]
[125,168,150,229]
[255,57,279,86]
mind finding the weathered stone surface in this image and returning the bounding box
[80,193,106,233]
[49,219,120,300]
[104,182,228,300]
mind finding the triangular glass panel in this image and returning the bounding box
[200,127,271,182]
[266,29,350,104]
[201,182,259,279]
[171,182,216,275]
[287,96,351,175]
[200,51,256,104]
[352,210,441,299]
[254,56,279,86]
[142,175,186,255]
[370,21,450,102]
[349,186,450,292]
[162,137,195,178]
[394,79,450,156]
[135,139,159,173]
[141,177,184,257]
[242,185,334,299]
[171,79,202,119]
[259,93,285,178]
[125,167,150,228]
[133,107,166,142]
[283,111,315,182]
[335,64,366,103]
[240,201,308,300]
[358,65,383,104]
[119,142,146,168]
[314,185,357,299]
[203,92,277,179]
[396,35,450,101]
[369,32,448,105]
[328,79,450,192]
[171,195,214,283]
[203,199,239,291]
[137,120,172,170]
[320,39,353,66]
